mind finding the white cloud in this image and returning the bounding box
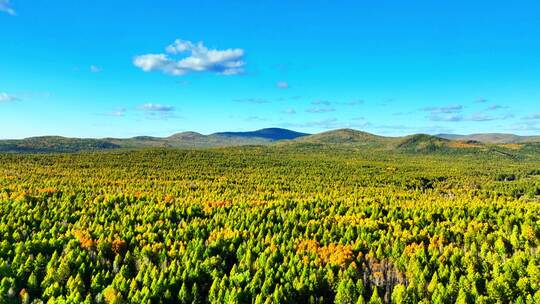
[281,108,296,114]
[104,108,126,117]
[306,107,335,113]
[422,104,463,114]
[523,112,540,120]
[0,92,19,102]
[468,113,513,121]
[90,65,102,73]
[245,116,267,122]
[312,99,331,106]
[137,103,175,112]
[344,99,364,106]
[134,39,245,76]
[428,112,513,122]
[508,122,540,131]
[137,103,178,120]
[428,114,464,122]
[0,0,16,15]
[276,81,289,89]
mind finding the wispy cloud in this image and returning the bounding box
[282,118,370,129]
[475,98,488,103]
[90,65,103,73]
[468,113,513,121]
[429,112,513,122]
[486,104,507,111]
[428,114,464,122]
[421,104,463,114]
[523,112,540,120]
[312,99,331,106]
[0,0,16,15]
[137,103,178,120]
[134,38,245,76]
[344,99,364,106]
[234,98,270,104]
[104,108,126,117]
[245,116,268,122]
[281,108,296,114]
[138,103,175,112]
[393,111,414,116]
[508,122,540,132]
[306,107,335,113]
[276,81,289,89]
[0,92,19,103]
[422,104,464,121]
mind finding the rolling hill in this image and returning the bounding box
[285,130,466,152]
[396,134,450,152]
[288,128,394,147]
[0,128,308,152]
[0,136,120,153]
[1,128,539,154]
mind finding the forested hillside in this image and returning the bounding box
[2,128,540,154]
[0,147,539,303]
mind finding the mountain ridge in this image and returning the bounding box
[1,128,539,153]
[214,128,309,141]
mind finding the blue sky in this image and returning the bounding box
[1,0,539,139]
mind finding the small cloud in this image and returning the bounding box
[90,65,103,73]
[423,104,464,121]
[344,99,364,106]
[281,108,296,114]
[393,111,414,116]
[0,0,16,15]
[523,112,540,120]
[104,108,126,117]
[475,98,488,103]
[137,103,178,120]
[421,104,463,114]
[234,98,270,104]
[469,113,513,122]
[428,114,464,122]
[468,113,496,122]
[245,116,267,122]
[134,38,245,76]
[312,99,331,106]
[428,112,513,122]
[377,99,394,107]
[276,81,289,89]
[306,107,335,113]
[486,104,507,111]
[281,118,370,130]
[508,122,540,131]
[137,103,175,112]
[0,92,19,103]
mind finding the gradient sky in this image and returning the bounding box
[1,0,539,139]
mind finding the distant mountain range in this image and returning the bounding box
[435,133,540,144]
[214,128,308,141]
[0,128,539,153]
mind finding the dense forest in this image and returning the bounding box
[0,146,539,303]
